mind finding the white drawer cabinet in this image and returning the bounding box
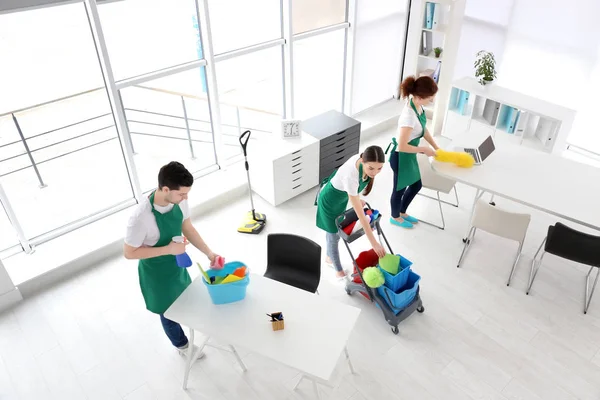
[247,134,320,206]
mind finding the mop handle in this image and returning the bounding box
[239,130,256,212]
[239,130,251,159]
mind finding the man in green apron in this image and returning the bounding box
[124,161,220,357]
[316,146,387,278]
[387,76,439,229]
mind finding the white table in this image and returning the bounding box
[164,274,361,398]
[432,143,600,233]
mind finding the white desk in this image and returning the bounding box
[164,274,361,397]
[432,144,600,232]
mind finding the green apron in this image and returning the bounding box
[138,192,192,314]
[315,162,370,233]
[386,99,427,190]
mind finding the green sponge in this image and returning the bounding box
[363,267,385,288]
[379,254,400,275]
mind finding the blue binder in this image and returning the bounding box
[508,110,520,134]
[449,87,460,111]
[457,90,470,115]
[499,105,519,133]
[425,3,435,29]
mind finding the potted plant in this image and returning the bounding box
[474,50,497,85]
[433,47,443,58]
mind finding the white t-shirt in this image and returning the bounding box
[330,154,367,196]
[396,100,425,148]
[125,196,190,248]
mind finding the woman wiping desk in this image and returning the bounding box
[387,75,440,229]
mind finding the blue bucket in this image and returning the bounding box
[203,261,249,305]
[378,255,413,292]
[377,270,421,314]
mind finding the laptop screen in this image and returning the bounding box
[478,135,496,162]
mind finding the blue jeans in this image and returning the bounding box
[159,314,188,348]
[326,232,343,272]
[390,151,423,218]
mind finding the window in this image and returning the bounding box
[352,0,409,114]
[216,47,284,159]
[207,0,281,54]
[292,0,346,34]
[119,68,217,192]
[2,90,132,239]
[293,30,345,119]
[0,3,133,239]
[0,3,103,114]
[98,0,200,80]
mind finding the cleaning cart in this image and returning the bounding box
[336,204,424,335]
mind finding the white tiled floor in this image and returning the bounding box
[2,130,600,400]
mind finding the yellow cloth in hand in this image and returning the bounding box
[435,149,475,168]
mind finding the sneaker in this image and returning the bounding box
[335,270,348,280]
[402,215,419,224]
[177,343,205,361]
[390,217,413,229]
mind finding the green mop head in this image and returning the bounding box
[363,267,385,288]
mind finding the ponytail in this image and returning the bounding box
[363,179,375,196]
[400,75,438,99]
[360,145,385,196]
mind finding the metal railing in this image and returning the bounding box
[0,85,278,254]
[0,85,277,186]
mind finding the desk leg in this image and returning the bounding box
[313,380,322,400]
[292,374,305,391]
[229,345,247,372]
[293,374,331,399]
[344,347,355,374]
[183,328,195,390]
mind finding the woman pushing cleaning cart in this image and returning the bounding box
[316,146,387,278]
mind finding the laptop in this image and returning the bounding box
[456,135,496,165]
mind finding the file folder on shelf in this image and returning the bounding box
[425,2,435,29]
[421,31,432,56]
[482,99,500,125]
[498,104,519,133]
[514,111,528,136]
[432,60,442,83]
[432,3,440,30]
[457,90,469,115]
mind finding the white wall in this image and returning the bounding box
[455,0,600,153]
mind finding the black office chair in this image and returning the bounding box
[264,233,321,293]
[527,222,600,314]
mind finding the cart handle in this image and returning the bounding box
[335,202,375,228]
[239,130,251,157]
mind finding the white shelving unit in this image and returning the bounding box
[442,77,577,154]
[403,0,466,135]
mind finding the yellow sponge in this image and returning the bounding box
[435,149,475,168]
